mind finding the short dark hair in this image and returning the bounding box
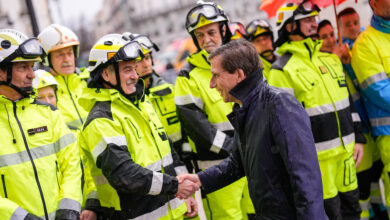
[337,7,358,20]
[318,20,332,33]
[209,39,261,76]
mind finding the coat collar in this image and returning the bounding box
[229,69,263,106]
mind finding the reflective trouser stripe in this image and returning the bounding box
[146,153,173,172]
[306,98,350,117]
[315,133,355,152]
[370,117,390,127]
[351,92,360,102]
[10,207,28,220]
[175,95,204,109]
[197,159,224,170]
[210,130,226,154]
[58,198,81,212]
[148,172,163,195]
[0,133,75,168]
[360,199,371,210]
[92,136,127,160]
[131,197,184,220]
[360,71,388,90]
[370,182,382,203]
[168,132,182,143]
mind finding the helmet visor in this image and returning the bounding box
[295,1,320,15]
[246,20,271,36]
[187,4,220,29]
[229,22,246,36]
[112,41,144,62]
[0,38,43,66]
[132,35,159,52]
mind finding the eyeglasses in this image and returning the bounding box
[131,35,159,52]
[0,38,43,66]
[186,4,222,29]
[110,41,144,63]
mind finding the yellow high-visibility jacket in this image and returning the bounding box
[0,95,82,219]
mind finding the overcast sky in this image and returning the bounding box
[49,0,103,26]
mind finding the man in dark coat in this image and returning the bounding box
[176,39,328,220]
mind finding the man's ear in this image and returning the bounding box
[101,68,111,82]
[222,24,226,36]
[236,68,246,83]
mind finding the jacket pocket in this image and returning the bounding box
[296,72,316,91]
[1,174,7,198]
[125,117,143,142]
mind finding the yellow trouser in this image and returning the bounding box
[203,177,246,220]
[319,152,358,199]
[377,135,390,207]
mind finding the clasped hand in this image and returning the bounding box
[175,174,202,199]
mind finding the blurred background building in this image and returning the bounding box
[0,0,373,72]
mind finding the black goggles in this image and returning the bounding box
[0,38,43,66]
[186,4,222,28]
[246,20,272,36]
[109,41,144,63]
[229,22,246,36]
[295,1,320,16]
[131,35,159,52]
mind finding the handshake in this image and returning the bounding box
[175,174,202,199]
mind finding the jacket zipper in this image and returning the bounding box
[13,103,49,220]
[63,76,84,125]
[55,161,60,189]
[1,174,7,198]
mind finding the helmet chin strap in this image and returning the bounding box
[0,64,34,98]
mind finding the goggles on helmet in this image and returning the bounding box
[131,35,159,52]
[0,38,43,66]
[109,41,144,63]
[186,4,222,29]
[294,1,320,16]
[246,20,271,37]
[229,22,246,37]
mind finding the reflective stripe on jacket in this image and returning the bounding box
[0,96,82,219]
[268,38,365,160]
[78,84,186,219]
[351,25,390,136]
[55,68,89,131]
[174,49,235,161]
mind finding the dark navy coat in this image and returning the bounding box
[198,70,328,220]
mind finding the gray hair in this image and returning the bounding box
[209,39,262,76]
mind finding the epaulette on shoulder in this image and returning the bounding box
[83,101,113,129]
[270,53,292,71]
[32,99,57,111]
[178,62,195,79]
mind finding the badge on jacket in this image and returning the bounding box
[27,126,48,135]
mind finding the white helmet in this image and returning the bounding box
[87,33,144,88]
[0,29,43,64]
[33,69,58,90]
[38,24,79,57]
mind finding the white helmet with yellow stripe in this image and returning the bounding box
[0,29,43,64]
[275,0,320,46]
[33,69,58,90]
[87,33,144,88]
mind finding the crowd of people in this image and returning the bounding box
[0,0,389,219]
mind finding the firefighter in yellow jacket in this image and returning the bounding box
[175,1,254,219]
[268,2,366,219]
[38,24,89,132]
[79,34,197,219]
[0,29,82,219]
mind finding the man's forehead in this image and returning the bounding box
[194,23,219,34]
[51,46,73,54]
